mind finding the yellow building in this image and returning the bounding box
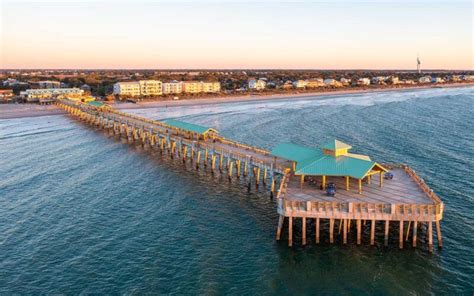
[182,81,220,94]
[113,80,162,97]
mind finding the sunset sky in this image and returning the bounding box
[1,0,472,70]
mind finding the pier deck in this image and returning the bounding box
[285,168,433,205]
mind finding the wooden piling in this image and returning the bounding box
[302,217,307,246]
[384,220,389,246]
[343,219,347,244]
[316,218,320,244]
[405,221,412,241]
[370,219,375,245]
[412,221,418,247]
[436,221,443,248]
[276,215,284,240]
[428,221,433,253]
[399,220,404,249]
[356,219,361,245]
[288,217,293,247]
[330,218,334,243]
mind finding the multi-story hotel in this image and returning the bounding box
[139,80,162,96]
[182,81,220,94]
[113,80,162,97]
[162,81,183,95]
[38,80,61,89]
[20,88,84,102]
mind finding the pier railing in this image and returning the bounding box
[278,199,442,222]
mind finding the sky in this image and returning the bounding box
[0,0,472,70]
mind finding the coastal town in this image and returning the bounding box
[0,69,473,104]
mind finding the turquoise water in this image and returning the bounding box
[1,87,473,294]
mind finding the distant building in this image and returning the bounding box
[461,75,474,81]
[340,78,351,86]
[0,89,14,102]
[371,76,386,85]
[282,81,293,89]
[357,78,371,86]
[139,80,162,96]
[113,80,162,96]
[20,88,84,102]
[401,79,416,85]
[80,84,92,92]
[162,81,183,94]
[324,79,342,87]
[182,81,220,93]
[386,76,400,85]
[113,82,141,97]
[2,78,28,87]
[431,77,445,83]
[418,76,431,83]
[306,79,325,88]
[293,80,307,88]
[248,79,267,90]
[38,80,61,88]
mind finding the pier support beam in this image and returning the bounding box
[329,218,334,243]
[288,217,293,247]
[428,221,433,253]
[412,221,418,247]
[316,218,320,244]
[370,219,375,245]
[302,217,307,246]
[276,215,284,240]
[384,220,389,246]
[436,221,443,248]
[399,220,404,249]
[343,219,347,244]
[357,219,362,245]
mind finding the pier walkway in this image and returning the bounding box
[55,99,444,252]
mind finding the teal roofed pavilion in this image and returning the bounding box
[162,119,218,140]
[272,140,388,194]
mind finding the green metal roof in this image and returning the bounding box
[88,101,104,107]
[272,139,387,179]
[320,139,352,151]
[296,156,379,179]
[162,119,217,135]
[271,143,322,162]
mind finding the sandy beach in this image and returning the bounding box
[113,82,474,110]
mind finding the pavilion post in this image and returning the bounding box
[345,176,350,191]
[358,179,362,194]
[379,171,383,187]
[300,175,305,188]
[322,175,326,189]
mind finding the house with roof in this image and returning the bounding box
[271,139,387,194]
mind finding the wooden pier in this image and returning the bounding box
[55,99,444,252]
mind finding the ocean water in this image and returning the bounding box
[1,87,473,295]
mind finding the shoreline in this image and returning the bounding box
[1,83,472,119]
[112,82,474,110]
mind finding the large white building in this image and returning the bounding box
[357,78,371,86]
[248,79,266,90]
[20,88,84,102]
[113,80,162,97]
[293,80,308,88]
[162,81,183,94]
